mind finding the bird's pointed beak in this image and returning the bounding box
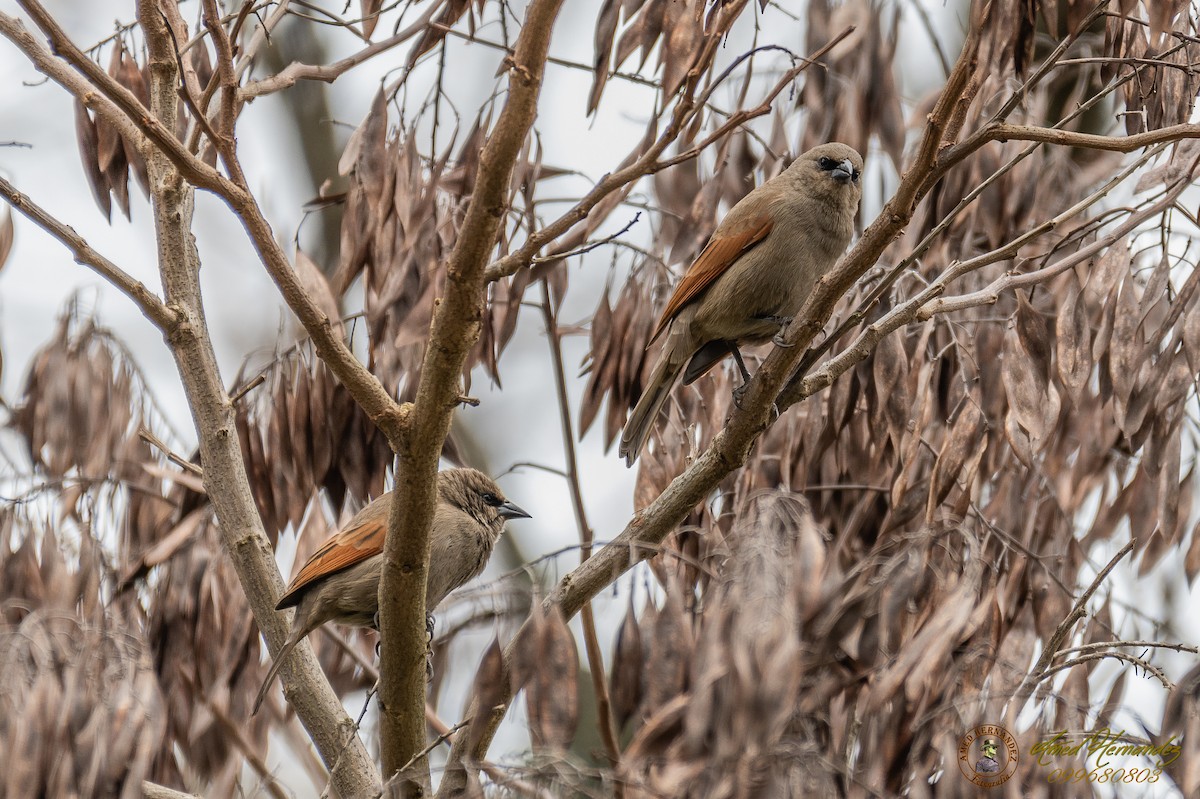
[497,500,531,520]
[831,158,855,184]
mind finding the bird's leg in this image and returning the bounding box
[730,346,753,408]
[729,345,782,418]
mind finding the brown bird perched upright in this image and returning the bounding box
[619,142,863,466]
[252,468,529,713]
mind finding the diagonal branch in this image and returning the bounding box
[133,3,381,794]
[937,122,1200,180]
[1010,539,1136,709]
[0,175,177,331]
[238,1,444,98]
[127,0,381,791]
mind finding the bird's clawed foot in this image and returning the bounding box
[771,317,796,348]
[733,381,749,409]
[368,611,435,680]
[754,314,794,347]
[733,385,781,418]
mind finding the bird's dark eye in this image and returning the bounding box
[818,156,838,170]
[482,492,501,506]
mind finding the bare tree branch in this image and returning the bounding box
[0,175,177,331]
[133,2,379,793]
[238,2,443,99]
[539,279,622,772]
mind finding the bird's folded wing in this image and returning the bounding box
[648,212,774,345]
[275,518,386,609]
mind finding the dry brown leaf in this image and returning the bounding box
[1001,326,1056,451]
[0,202,12,273]
[872,330,910,454]
[610,594,644,730]
[294,247,342,328]
[360,0,383,38]
[588,0,621,114]
[1015,291,1051,380]
[74,100,111,221]
[926,399,985,520]
[529,606,579,751]
[1055,283,1092,404]
[464,637,506,757]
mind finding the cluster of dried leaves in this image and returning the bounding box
[3,0,1200,796]
[74,37,152,220]
[575,0,1200,796]
[0,516,163,799]
[328,88,558,398]
[1,313,287,792]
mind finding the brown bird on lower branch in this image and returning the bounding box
[619,142,863,466]
[253,467,530,713]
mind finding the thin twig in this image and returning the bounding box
[539,279,623,772]
[157,6,222,157]
[138,427,204,477]
[396,719,471,777]
[482,25,853,284]
[202,695,291,799]
[1035,651,1172,690]
[201,0,249,187]
[1010,539,1136,710]
[0,175,177,331]
[1054,640,1200,658]
[238,2,442,98]
[229,374,266,405]
[531,212,642,265]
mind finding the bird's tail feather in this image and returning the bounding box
[619,354,685,467]
[252,636,299,715]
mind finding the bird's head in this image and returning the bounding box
[439,468,531,533]
[792,141,863,195]
[801,141,859,183]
